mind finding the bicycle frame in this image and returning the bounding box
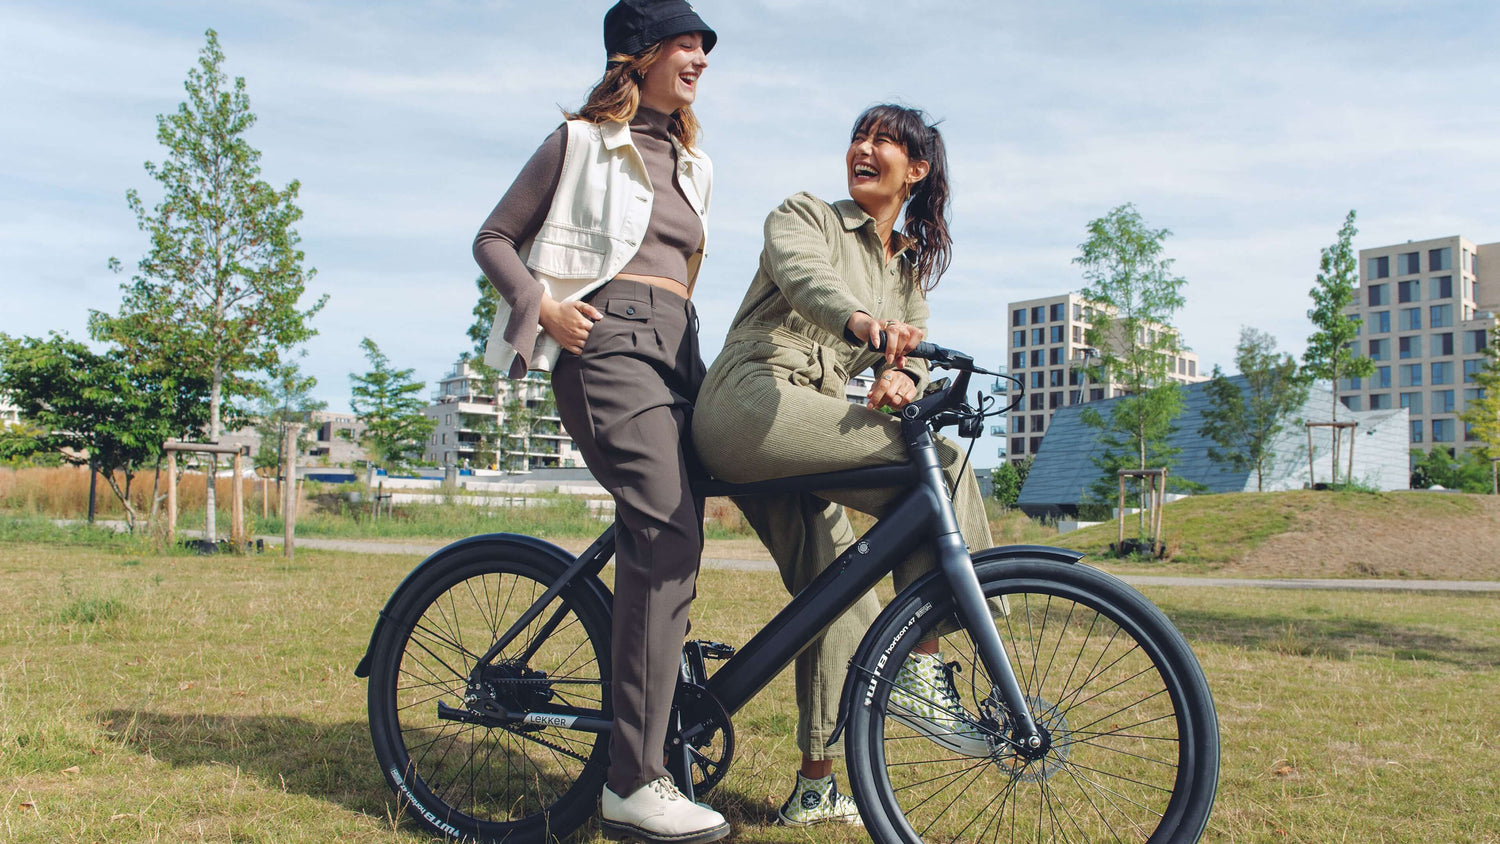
[458,363,1046,761]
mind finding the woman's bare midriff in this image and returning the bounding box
[614,273,690,299]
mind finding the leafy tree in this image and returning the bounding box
[1410,447,1491,493]
[1460,325,1500,493]
[1302,210,1375,484]
[1073,204,1190,526]
[252,358,326,475]
[350,338,435,472]
[1200,328,1310,491]
[91,29,325,542]
[991,455,1033,507]
[0,333,208,532]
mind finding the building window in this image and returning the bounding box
[1030,371,1044,389]
[1031,349,1044,367]
[1369,393,1391,410]
[1398,251,1420,275]
[1073,303,1084,320]
[1069,369,1082,386]
[1432,418,1455,443]
[1031,328,1045,345]
[1050,369,1065,387]
[1031,306,1045,324]
[1031,415,1045,431]
[1049,391,1063,409]
[1400,392,1423,413]
[1013,330,1025,348]
[1397,280,1420,303]
[1464,330,1488,355]
[1429,247,1452,271]
[1341,395,1362,411]
[1430,276,1453,299]
[1410,420,1423,443]
[1398,336,1421,359]
[1464,359,1484,382]
[1050,325,1064,343]
[1434,390,1456,413]
[1049,347,1063,365]
[1430,304,1453,328]
[1400,364,1422,387]
[1367,283,1388,306]
[1371,310,1390,333]
[1367,338,1389,361]
[1072,325,1084,343]
[1030,389,1045,407]
[1189,360,1196,377]
[1011,351,1024,370]
[1339,375,1363,391]
[1011,437,1025,455]
[1431,361,1454,385]
[1012,309,1026,326]
[1434,333,1454,356]
[1089,387,1104,401]
[1049,303,1064,322]
[1369,256,1390,279]
[1011,417,1025,433]
[1466,388,1485,404]
[1029,436,1043,454]
[1399,308,1421,331]
[1377,366,1391,388]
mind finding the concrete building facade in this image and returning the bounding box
[1341,236,1500,459]
[421,360,579,470]
[998,293,1207,465]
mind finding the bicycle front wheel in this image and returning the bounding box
[846,556,1218,844]
[366,541,613,843]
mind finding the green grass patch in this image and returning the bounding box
[1,539,1496,842]
[56,595,131,626]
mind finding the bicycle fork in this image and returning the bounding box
[908,425,1045,756]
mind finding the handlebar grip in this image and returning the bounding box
[868,331,940,360]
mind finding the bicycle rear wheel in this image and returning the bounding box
[366,541,612,843]
[846,556,1218,844]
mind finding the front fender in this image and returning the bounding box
[825,544,1085,746]
[352,532,591,679]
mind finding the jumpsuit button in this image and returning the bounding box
[626,306,636,315]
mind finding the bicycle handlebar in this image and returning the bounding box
[867,331,973,371]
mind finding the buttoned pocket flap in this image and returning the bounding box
[604,300,649,321]
[528,225,607,279]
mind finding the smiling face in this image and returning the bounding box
[846,121,930,217]
[638,32,708,114]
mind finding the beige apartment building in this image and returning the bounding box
[422,360,578,470]
[1341,235,1500,457]
[999,293,1206,464]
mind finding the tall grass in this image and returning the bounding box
[0,465,268,523]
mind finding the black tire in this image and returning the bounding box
[367,542,613,843]
[846,557,1219,844]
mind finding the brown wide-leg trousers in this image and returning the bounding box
[551,279,706,797]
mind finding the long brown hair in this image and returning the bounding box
[852,104,951,292]
[565,42,702,149]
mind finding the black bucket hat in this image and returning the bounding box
[604,0,717,58]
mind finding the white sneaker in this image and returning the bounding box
[777,772,862,827]
[888,651,993,758]
[600,777,730,844]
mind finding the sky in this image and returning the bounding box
[3,0,1499,467]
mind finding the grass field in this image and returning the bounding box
[1,530,1496,843]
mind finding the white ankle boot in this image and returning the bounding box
[600,777,730,843]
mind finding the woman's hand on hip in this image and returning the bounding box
[867,369,918,411]
[540,295,603,354]
[847,311,924,369]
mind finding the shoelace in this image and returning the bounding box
[649,778,688,802]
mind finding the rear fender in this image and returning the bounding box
[353,533,598,678]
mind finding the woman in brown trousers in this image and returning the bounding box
[471,2,728,841]
[692,104,995,827]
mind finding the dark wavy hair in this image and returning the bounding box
[851,104,952,292]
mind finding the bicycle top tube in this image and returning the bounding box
[693,463,917,499]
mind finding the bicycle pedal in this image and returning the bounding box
[688,640,736,660]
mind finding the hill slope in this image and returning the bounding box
[1050,490,1500,580]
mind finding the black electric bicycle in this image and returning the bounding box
[355,340,1220,844]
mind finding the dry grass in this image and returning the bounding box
[1,535,1497,843]
[0,465,262,523]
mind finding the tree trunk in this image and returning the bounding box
[147,457,163,535]
[205,361,222,542]
[1329,379,1341,485]
[87,461,98,524]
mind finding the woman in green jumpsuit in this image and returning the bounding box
[693,104,994,826]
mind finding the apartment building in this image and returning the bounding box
[997,293,1206,465]
[1341,236,1500,458]
[0,393,19,428]
[422,359,579,470]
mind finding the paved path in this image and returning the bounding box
[258,535,1500,592]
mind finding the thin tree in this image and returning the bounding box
[92,29,325,543]
[1460,325,1500,493]
[1200,327,1310,491]
[350,338,435,472]
[253,358,326,478]
[1074,203,1190,530]
[1302,210,1374,484]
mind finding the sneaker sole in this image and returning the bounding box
[775,807,864,828]
[600,818,731,844]
[887,709,993,758]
